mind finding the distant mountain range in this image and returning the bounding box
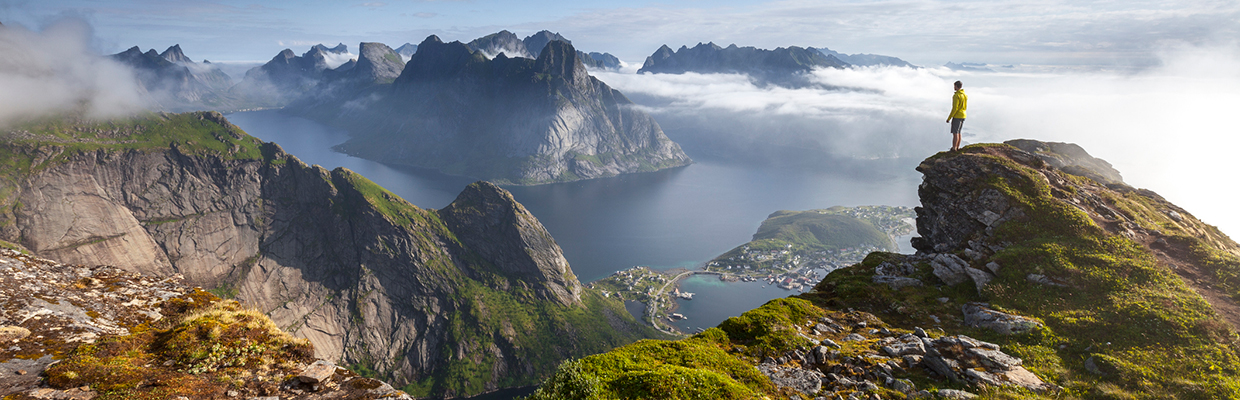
[944,61,996,72]
[814,47,916,68]
[465,29,623,71]
[284,35,691,185]
[639,42,916,86]
[108,44,237,111]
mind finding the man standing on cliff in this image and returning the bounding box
[946,80,967,152]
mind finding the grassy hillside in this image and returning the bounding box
[708,206,913,276]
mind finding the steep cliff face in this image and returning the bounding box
[286,36,691,185]
[530,141,1240,399]
[0,112,660,398]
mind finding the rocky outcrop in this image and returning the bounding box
[287,36,691,185]
[348,42,405,83]
[1004,139,1124,185]
[0,112,659,398]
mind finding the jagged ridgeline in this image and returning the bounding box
[527,142,1240,399]
[284,35,691,185]
[0,112,664,398]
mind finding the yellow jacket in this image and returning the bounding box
[949,89,967,119]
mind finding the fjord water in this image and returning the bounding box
[227,110,921,327]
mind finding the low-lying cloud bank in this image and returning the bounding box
[594,42,1240,237]
[0,18,147,124]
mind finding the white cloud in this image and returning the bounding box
[0,18,147,125]
[594,41,1240,237]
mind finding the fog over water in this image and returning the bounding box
[594,42,1240,239]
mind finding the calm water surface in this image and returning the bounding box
[227,109,922,331]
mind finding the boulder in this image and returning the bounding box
[873,275,924,290]
[882,334,927,357]
[756,363,824,395]
[963,267,995,292]
[962,303,1042,335]
[930,254,970,285]
[298,360,338,384]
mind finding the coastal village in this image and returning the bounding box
[588,205,916,334]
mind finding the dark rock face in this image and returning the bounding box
[522,30,570,56]
[344,42,404,84]
[581,51,622,70]
[639,42,849,86]
[439,182,582,306]
[911,149,1035,253]
[1004,139,1124,185]
[287,36,691,185]
[467,30,529,57]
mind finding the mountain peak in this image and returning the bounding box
[394,42,418,57]
[523,30,571,56]
[440,181,583,307]
[351,41,404,83]
[160,44,191,63]
[467,30,528,58]
[312,43,348,54]
[534,40,587,83]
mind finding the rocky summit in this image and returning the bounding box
[0,112,662,398]
[527,140,1240,399]
[286,35,691,185]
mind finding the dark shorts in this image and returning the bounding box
[950,118,965,134]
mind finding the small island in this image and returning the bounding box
[706,206,915,289]
[588,205,915,334]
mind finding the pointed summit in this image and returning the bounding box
[523,30,571,56]
[160,44,192,63]
[394,42,418,58]
[350,42,404,83]
[535,40,587,84]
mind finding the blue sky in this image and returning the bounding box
[3,0,1237,66]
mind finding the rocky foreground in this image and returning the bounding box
[0,248,410,399]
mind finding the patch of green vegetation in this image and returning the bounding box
[0,239,29,254]
[411,282,667,396]
[207,282,238,300]
[331,168,432,228]
[708,206,914,277]
[44,292,314,399]
[0,112,268,219]
[523,298,890,399]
